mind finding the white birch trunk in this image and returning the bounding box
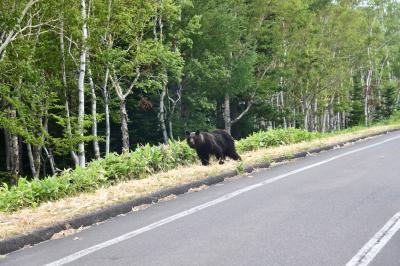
[60,18,79,166]
[364,69,372,127]
[280,91,287,129]
[119,98,130,153]
[102,0,113,155]
[88,66,100,159]
[224,93,231,134]
[159,81,169,144]
[103,68,111,155]
[77,0,88,167]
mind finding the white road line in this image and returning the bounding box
[44,134,400,266]
[346,212,400,266]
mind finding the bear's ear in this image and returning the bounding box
[195,130,200,135]
[185,131,190,136]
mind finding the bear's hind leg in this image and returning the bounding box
[214,148,225,165]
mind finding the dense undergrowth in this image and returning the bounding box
[1,115,400,212]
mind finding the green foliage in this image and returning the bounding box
[0,140,196,212]
[236,128,321,152]
[235,161,246,173]
[377,111,400,125]
[378,83,398,119]
[349,75,365,127]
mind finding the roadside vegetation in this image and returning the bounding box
[1,122,399,240]
[0,128,317,212]
[1,113,400,213]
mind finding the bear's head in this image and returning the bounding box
[185,130,203,148]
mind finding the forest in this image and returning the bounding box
[1,0,400,183]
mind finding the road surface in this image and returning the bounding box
[1,131,400,266]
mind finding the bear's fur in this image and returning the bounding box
[185,129,241,166]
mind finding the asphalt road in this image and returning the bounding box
[2,131,400,266]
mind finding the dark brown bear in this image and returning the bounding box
[185,129,241,166]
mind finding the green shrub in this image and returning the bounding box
[236,128,320,152]
[0,140,197,212]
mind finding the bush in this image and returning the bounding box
[236,128,321,152]
[0,140,197,212]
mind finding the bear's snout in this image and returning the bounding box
[186,136,196,148]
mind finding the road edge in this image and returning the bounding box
[1,128,399,255]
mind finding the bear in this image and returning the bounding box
[185,129,241,166]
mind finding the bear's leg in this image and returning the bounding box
[227,148,241,161]
[214,148,225,165]
[196,150,210,166]
[200,155,210,166]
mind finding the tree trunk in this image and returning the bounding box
[88,67,100,159]
[224,93,231,134]
[77,0,88,167]
[292,108,296,128]
[27,144,37,177]
[364,69,373,127]
[26,145,40,178]
[102,67,111,155]
[42,109,57,176]
[167,84,182,140]
[328,105,334,131]
[110,70,140,154]
[312,97,318,131]
[120,98,130,153]
[60,15,79,166]
[280,91,287,129]
[43,146,56,175]
[101,0,113,155]
[159,82,169,144]
[321,109,328,133]
[168,121,174,140]
[9,108,19,184]
[4,129,11,172]
[33,145,41,177]
[302,100,309,131]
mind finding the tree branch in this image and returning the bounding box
[0,0,42,56]
[123,67,141,98]
[231,91,256,125]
